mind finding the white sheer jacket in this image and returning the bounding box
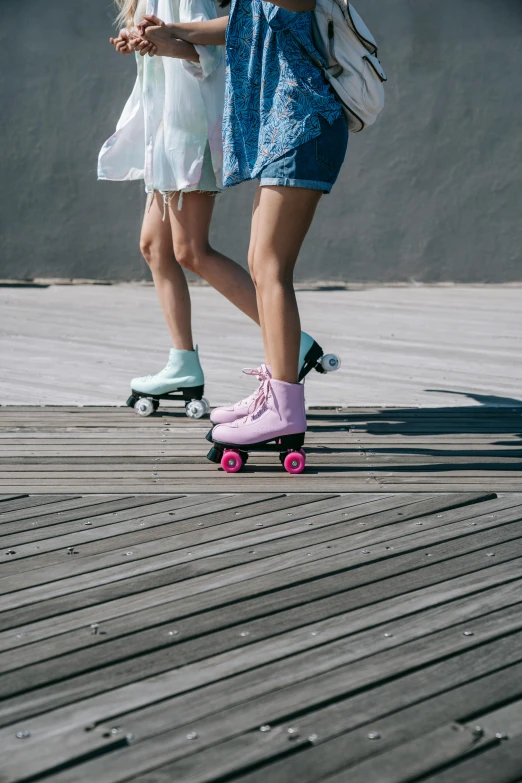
[98,0,225,193]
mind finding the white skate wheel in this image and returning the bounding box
[134,398,155,417]
[201,397,210,415]
[186,399,207,419]
[320,353,341,372]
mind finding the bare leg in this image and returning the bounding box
[140,192,194,350]
[249,186,322,384]
[248,185,270,364]
[168,191,260,325]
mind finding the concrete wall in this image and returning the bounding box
[1,0,521,283]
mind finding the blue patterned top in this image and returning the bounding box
[222,0,342,187]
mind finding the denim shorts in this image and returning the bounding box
[258,113,348,193]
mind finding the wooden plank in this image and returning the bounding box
[0,493,265,546]
[2,469,521,481]
[0,494,81,515]
[2,454,522,468]
[316,724,496,783]
[472,698,522,740]
[2,522,521,663]
[236,663,522,783]
[0,492,513,592]
[127,724,494,783]
[6,650,522,783]
[417,740,522,783]
[2,604,521,759]
[0,493,500,613]
[2,558,520,699]
[0,495,514,632]
[0,491,323,555]
[0,494,173,531]
[1,582,521,730]
[0,483,515,495]
[0,492,372,574]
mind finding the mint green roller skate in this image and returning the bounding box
[126,347,209,419]
[298,331,341,381]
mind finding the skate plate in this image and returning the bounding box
[206,430,306,474]
[126,385,208,418]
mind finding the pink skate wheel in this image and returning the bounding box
[221,450,243,473]
[284,451,306,474]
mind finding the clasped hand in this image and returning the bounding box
[110,15,178,58]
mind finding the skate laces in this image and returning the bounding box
[238,365,269,414]
[247,367,282,420]
[241,365,266,381]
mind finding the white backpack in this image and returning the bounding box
[293,1,387,132]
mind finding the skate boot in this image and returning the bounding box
[210,364,271,425]
[210,332,339,426]
[126,347,209,419]
[207,377,307,474]
[299,331,341,381]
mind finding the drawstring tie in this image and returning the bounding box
[243,365,280,419]
[148,191,184,221]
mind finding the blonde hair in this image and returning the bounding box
[115,0,137,28]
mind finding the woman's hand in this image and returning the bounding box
[140,14,228,47]
[110,29,136,55]
[137,15,176,57]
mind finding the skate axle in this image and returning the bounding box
[299,341,341,382]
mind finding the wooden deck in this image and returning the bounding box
[0,404,521,493]
[1,406,521,782]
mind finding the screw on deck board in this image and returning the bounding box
[186,732,198,740]
[308,734,318,743]
[259,725,271,732]
[168,630,179,636]
[368,732,381,740]
[463,631,474,637]
[90,623,100,635]
[16,731,31,739]
[6,550,16,555]
[287,728,300,739]
[472,726,484,738]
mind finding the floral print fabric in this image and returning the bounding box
[222,0,342,188]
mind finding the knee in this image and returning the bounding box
[140,237,168,271]
[247,250,257,285]
[174,242,207,277]
[250,250,292,294]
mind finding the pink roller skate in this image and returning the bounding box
[207,377,307,474]
[210,365,271,425]
[210,332,340,427]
